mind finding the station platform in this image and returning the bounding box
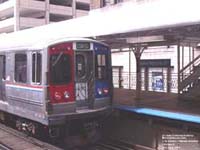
[0,123,61,150]
[116,106,200,124]
[113,88,200,123]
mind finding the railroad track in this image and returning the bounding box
[0,122,155,150]
[0,123,62,150]
[85,139,156,150]
[0,143,11,150]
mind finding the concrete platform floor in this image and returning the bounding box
[113,88,200,115]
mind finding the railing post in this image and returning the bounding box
[167,67,171,93]
[144,67,149,91]
[119,67,123,88]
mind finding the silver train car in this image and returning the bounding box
[0,36,112,138]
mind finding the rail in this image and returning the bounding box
[0,143,11,150]
[87,139,156,150]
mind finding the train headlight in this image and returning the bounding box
[64,91,70,99]
[54,92,62,101]
[97,88,103,95]
[103,88,109,94]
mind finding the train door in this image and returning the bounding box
[0,55,6,101]
[75,51,94,109]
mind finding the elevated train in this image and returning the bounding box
[0,36,112,138]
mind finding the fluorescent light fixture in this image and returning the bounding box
[126,35,165,44]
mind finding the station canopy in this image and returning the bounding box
[1,0,200,49]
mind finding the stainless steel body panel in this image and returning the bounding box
[51,102,76,114]
[1,51,48,125]
[48,106,111,125]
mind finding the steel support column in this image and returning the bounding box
[135,52,141,101]
[144,67,149,91]
[192,47,195,67]
[129,48,131,89]
[189,43,191,72]
[131,45,146,103]
[167,67,171,93]
[182,46,184,69]
[119,67,123,88]
[177,42,181,96]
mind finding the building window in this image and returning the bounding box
[101,0,106,7]
[0,0,8,4]
[32,52,42,84]
[15,54,27,83]
[114,0,123,4]
[101,0,122,6]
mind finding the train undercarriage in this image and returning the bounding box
[0,110,108,147]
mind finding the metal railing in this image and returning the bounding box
[179,54,200,93]
[180,54,200,82]
[112,71,178,93]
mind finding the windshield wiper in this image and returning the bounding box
[52,52,64,67]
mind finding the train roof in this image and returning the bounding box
[0,35,108,52]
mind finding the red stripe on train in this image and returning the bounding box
[5,82,43,89]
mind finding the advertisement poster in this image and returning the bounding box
[152,72,164,91]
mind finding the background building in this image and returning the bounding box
[0,0,89,33]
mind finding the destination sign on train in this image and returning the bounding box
[76,42,90,49]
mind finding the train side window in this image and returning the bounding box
[0,55,6,80]
[32,53,42,84]
[15,54,27,83]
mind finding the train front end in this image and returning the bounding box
[46,40,112,137]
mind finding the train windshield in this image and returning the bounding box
[50,53,71,84]
[95,54,108,80]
